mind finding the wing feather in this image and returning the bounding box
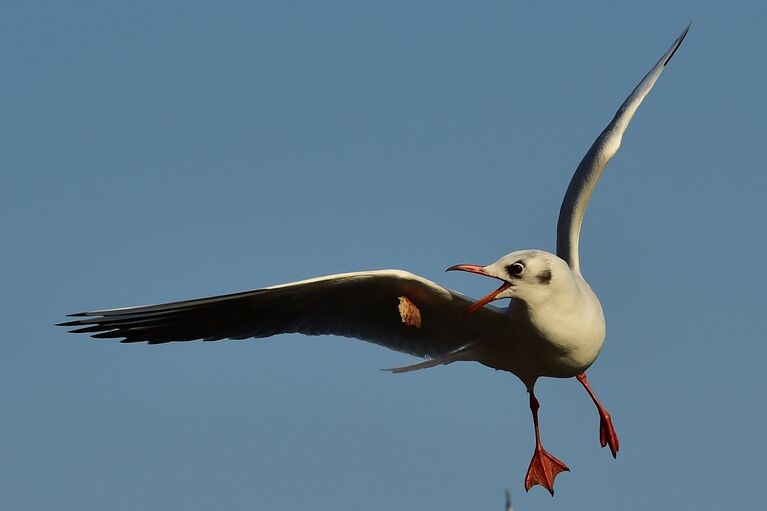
[556,26,689,274]
[58,270,507,359]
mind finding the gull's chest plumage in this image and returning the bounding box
[524,294,605,377]
[486,278,606,383]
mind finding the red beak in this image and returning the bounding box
[446,264,512,315]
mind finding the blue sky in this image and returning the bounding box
[2,1,766,510]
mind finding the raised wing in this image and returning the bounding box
[557,26,689,274]
[58,270,507,359]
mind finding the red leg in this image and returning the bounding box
[576,373,619,458]
[524,387,569,496]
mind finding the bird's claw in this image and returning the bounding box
[599,412,619,458]
[524,447,570,496]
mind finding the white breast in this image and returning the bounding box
[517,276,606,378]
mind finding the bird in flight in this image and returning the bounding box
[59,27,688,495]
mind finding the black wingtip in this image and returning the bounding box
[58,311,100,327]
[663,24,690,67]
[56,320,84,327]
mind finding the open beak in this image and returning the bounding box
[446,264,512,315]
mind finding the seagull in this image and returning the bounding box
[59,27,688,495]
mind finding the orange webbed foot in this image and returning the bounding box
[524,447,570,496]
[599,411,620,458]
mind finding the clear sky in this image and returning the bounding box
[2,1,766,510]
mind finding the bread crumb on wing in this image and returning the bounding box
[397,296,422,329]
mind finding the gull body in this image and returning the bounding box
[60,27,688,495]
[455,250,605,386]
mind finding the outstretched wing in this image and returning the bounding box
[557,26,689,274]
[58,270,507,359]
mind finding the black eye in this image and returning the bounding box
[507,262,525,277]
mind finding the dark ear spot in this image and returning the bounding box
[536,269,552,285]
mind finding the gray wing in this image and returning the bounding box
[556,26,689,274]
[58,270,507,359]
